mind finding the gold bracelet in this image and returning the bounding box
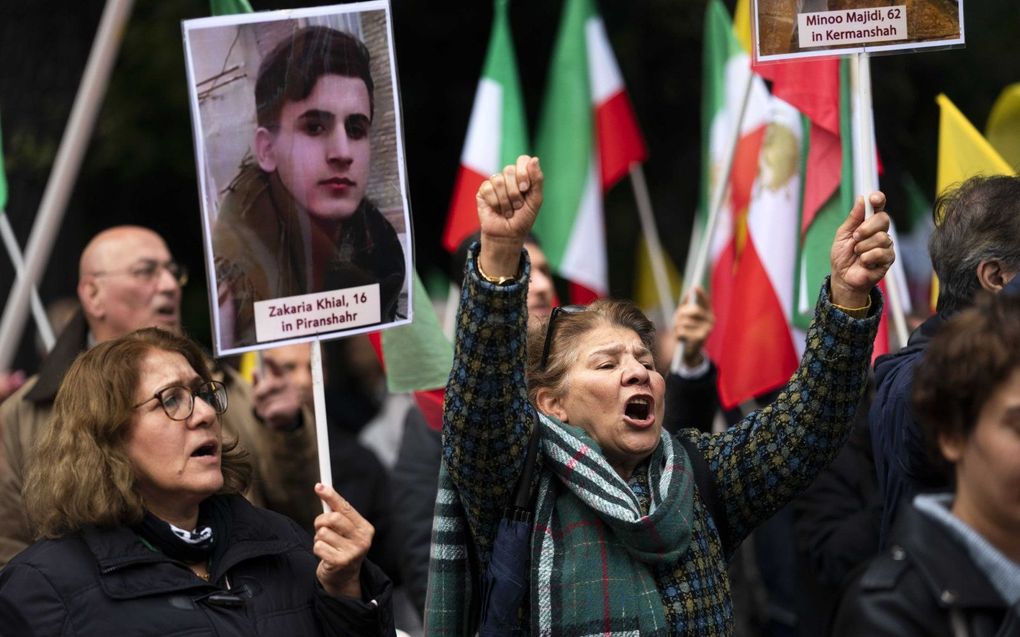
[832,295,872,318]
[476,259,518,285]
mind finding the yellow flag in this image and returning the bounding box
[985,83,1020,172]
[936,94,1012,198]
[733,0,752,53]
[633,233,682,318]
[932,94,1014,308]
[238,351,258,384]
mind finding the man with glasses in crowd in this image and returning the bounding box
[0,225,320,567]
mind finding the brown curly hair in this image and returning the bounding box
[24,328,252,538]
[912,291,1020,473]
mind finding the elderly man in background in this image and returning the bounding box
[0,225,320,566]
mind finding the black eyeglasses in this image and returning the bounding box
[539,305,586,370]
[134,380,228,421]
[91,259,188,287]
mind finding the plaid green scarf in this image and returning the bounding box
[426,414,694,636]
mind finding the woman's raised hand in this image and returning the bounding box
[829,192,896,309]
[312,483,374,599]
[476,155,544,279]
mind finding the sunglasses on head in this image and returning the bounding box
[539,305,586,370]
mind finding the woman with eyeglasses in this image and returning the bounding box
[0,328,395,636]
[426,155,895,636]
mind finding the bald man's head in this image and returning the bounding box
[77,226,184,342]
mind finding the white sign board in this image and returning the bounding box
[753,0,964,63]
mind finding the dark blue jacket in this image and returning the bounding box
[869,313,951,546]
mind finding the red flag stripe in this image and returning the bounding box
[708,239,799,409]
[595,90,648,192]
[568,281,600,305]
[755,58,841,136]
[801,124,842,234]
[442,164,489,252]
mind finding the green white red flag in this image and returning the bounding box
[701,0,913,409]
[701,0,799,409]
[780,56,911,358]
[441,0,528,252]
[533,0,647,303]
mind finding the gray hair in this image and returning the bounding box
[929,175,1020,314]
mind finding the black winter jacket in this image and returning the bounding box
[0,495,395,636]
[831,502,1019,637]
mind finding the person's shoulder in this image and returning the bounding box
[832,546,937,636]
[0,375,40,420]
[359,199,400,240]
[1,375,47,457]
[4,533,92,581]
[219,163,268,217]
[873,341,926,387]
[224,494,310,545]
[854,545,916,592]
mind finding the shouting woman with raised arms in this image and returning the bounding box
[426,155,895,636]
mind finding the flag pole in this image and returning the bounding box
[0,214,54,351]
[310,338,334,512]
[672,66,754,372]
[851,52,909,349]
[628,163,674,326]
[0,0,135,370]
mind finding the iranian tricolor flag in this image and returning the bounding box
[441,0,528,252]
[777,57,911,358]
[533,0,647,303]
[786,58,857,334]
[701,0,799,409]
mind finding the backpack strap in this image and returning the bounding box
[678,435,732,550]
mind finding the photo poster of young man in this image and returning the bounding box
[183,1,412,356]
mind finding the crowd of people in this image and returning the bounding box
[1,155,1016,636]
[1,22,1018,637]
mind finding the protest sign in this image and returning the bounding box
[753,0,964,63]
[183,1,412,356]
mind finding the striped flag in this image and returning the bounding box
[702,0,913,407]
[789,58,854,334]
[533,0,647,303]
[786,56,912,357]
[441,0,528,252]
[701,0,798,409]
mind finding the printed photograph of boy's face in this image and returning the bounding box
[186,9,412,354]
[254,74,372,223]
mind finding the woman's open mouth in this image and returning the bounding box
[623,396,655,427]
[190,442,219,460]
